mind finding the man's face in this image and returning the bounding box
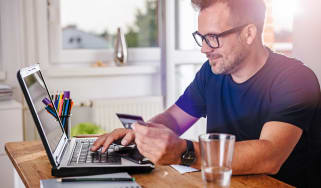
[198,2,247,75]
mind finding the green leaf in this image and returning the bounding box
[71,122,106,137]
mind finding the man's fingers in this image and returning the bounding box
[133,121,165,128]
[101,128,128,152]
[146,122,166,128]
[91,134,109,151]
[101,135,115,153]
[133,123,169,139]
[121,131,135,145]
[133,124,157,137]
[91,128,130,152]
[135,138,156,162]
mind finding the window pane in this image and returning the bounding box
[61,0,159,49]
[272,0,296,43]
[175,0,199,50]
[269,0,299,55]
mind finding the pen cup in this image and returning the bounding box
[60,114,71,138]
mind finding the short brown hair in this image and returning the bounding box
[191,0,266,33]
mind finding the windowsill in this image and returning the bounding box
[0,71,6,80]
[43,64,159,78]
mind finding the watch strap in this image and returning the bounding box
[186,139,194,152]
[180,139,196,166]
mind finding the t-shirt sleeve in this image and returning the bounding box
[267,65,321,131]
[175,62,209,118]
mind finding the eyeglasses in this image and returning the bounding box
[192,24,249,49]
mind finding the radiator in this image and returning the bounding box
[92,96,164,132]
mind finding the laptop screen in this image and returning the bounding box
[23,71,64,153]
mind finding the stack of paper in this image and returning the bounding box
[0,84,13,101]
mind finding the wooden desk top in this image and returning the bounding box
[5,141,294,188]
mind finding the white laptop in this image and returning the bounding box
[17,64,154,177]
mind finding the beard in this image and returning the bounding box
[207,47,247,75]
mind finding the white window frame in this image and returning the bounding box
[161,0,206,107]
[161,0,207,140]
[0,2,5,81]
[47,0,161,65]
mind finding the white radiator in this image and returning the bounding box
[92,96,164,132]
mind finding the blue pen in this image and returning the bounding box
[62,100,67,127]
[61,100,66,128]
[54,93,59,109]
[45,106,58,119]
[63,99,70,127]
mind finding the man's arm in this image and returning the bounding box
[91,104,198,152]
[231,121,302,174]
[148,104,199,135]
[131,104,200,165]
[149,104,303,174]
[134,102,303,174]
[190,121,303,175]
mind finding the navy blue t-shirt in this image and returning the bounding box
[176,50,321,187]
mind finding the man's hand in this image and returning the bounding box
[90,128,135,153]
[132,122,187,165]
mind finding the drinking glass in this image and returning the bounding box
[199,133,235,188]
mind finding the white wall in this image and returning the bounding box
[45,74,160,101]
[0,0,26,101]
[292,0,321,84]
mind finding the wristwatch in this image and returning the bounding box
[180,140,196,166]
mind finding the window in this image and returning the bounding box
[174,0,298,56]
[272,0,295,44]
[61,0,158,49]
[48,0,160,64]
[264,0,300,56]
[171,0,301,104]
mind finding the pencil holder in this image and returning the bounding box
[60,114,71,138]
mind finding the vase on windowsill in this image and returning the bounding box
[114,27,128,66]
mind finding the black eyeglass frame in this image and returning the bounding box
[192,24,249,49]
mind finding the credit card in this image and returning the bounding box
[116,113,147,129]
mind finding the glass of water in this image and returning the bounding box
[199,133,235,188]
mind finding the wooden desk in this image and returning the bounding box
[5,141,293,188]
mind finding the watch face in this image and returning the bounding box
[183,152,196,160]
[182,151,196,166]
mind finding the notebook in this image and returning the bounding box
[40,172,141,188]
[17,64,154,177]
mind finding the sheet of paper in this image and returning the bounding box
[170,165,200,174]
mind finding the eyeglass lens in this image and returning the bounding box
[194,33,219,48]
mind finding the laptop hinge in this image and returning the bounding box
[56,137,69,166]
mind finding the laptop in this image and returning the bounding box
[17,64,154,177]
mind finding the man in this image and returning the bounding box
[91,0,321,187]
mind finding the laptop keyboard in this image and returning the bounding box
[69,139,121,165]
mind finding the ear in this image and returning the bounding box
[241,24,257,45]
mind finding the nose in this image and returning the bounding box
[201,40,214,54]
